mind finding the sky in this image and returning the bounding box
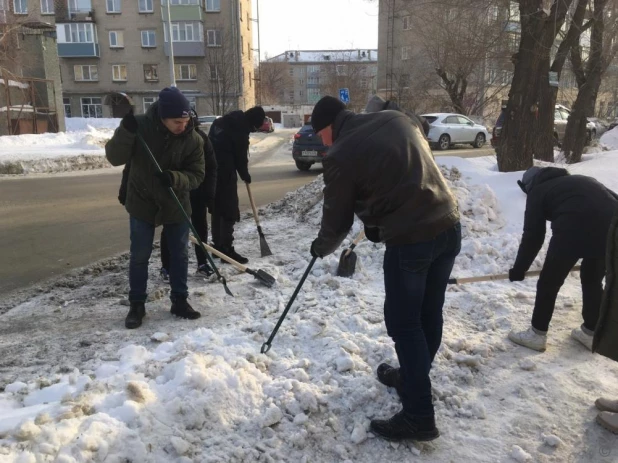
[253,0,379,60]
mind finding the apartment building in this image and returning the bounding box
[55,0,254,118]
[263,49,378,109]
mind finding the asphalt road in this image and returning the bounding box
[0,142,493,296]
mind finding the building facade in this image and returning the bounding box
[54,0,254,118]
[263,49,378,111]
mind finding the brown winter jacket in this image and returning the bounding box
[593,209,618,362]
[312,109,460,257]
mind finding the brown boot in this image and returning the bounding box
[597,412,618,434]
[595,398,618,413]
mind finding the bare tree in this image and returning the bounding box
[258,60,292,105]
[202,26,241,115]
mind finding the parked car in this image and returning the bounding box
[258,116,274,133]
[292,124,329,171]
[490,107,506,148]
[421,113,490,150]
[197,115,220,131]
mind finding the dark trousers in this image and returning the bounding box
[129,216,189,303]
[211,214,236,250]
[531,241,605,332]
[161,195,209,269]
[383,223,461,417]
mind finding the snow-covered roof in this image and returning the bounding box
[0,79,29,89]
[267,49,378,64]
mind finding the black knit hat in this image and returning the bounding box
[244,106,266,131]
[158,87,192,119]
[311,96,346,133]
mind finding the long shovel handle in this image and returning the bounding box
[261,255,318,354]
[246,182,261,228]
[344,229,366,257]
[189,235,248,272]
[136,134,233,297]
[448,265,581,285]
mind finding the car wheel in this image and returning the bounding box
[295,160,312,171]
[473,133,486,148]
[437,134,450,151]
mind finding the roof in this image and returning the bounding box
[266,49,378,64]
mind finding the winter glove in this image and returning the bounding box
[242,174,252,185]
[310,239,323,259]
[156,170,174,188]
[509,268,525,282]
[365,226,381,243]
[121,110,138,134]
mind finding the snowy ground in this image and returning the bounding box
[2,139,618,461]
[0,118,290,175]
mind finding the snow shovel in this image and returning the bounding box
[261,256,318,353]
[336,229,365,277]
[189,235,276,288]
[136,133,233,297]
[246,182,273,257]
[448,265,581,285]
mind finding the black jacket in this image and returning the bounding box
[192,126,218,203]
[513,167,618,272]
[312,110,460,257]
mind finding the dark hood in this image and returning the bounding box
[146,101,195,137]
[518,166,569,194]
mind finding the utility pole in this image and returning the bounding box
[166,0,176,87]
[251,0,262,105]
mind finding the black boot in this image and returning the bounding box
[370,410,440,442]
[170,297,201,320]
[216,246,249,265]
[125,301,145,329]
[377,363,403,398]
[197,263,214,277]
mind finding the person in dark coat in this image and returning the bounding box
[364,95,430,137]
[508,166,618,352]
[592,208,618,434]
[309,96,461,442]
[160,112,218,279]
[106,87,205,329]
[208,106,266,264]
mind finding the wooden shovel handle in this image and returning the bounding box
[449,265,581,285]
[189,235,248,272]
[246,182,261,227]
[344,229,366,257]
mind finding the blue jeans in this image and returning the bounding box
[129,216,189,303]
[383,223,461,417]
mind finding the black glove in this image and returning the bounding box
[243,174,252,184]
[509,268,525,282]
[156,171,174,188]
[121,110,138,134]
[310,239,323,259]
[365,226,381,243]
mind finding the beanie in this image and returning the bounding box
[158,87,191,119]
[244,106,266,130]
[311,96,346,133]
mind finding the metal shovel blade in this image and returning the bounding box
[336,250,358,277]
[259,229,273,257]
[247,268,277,288]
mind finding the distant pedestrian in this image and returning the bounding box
[105,87,205,329]
[508,167,618,352]
[208,106,265,264]
[309,96,460,442]
[160,111,218,279]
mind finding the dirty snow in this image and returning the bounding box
[1,152,618,462]
[600,127,618,151]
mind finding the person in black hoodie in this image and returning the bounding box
[208,106,266,264]
[160,111,218,279]
[508,166,618,352]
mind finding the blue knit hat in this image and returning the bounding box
[158,87,191,119]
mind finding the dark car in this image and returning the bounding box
[490,107,506,148]
[292,124,329,171]
[258,116,274,133]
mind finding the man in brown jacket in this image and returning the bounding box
[309,96,461,442]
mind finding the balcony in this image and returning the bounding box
[161,4,202,21]
[164,41,205,57]
[58,42,100,57]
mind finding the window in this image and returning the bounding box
[171,0,199,4]
[41,0,54,14]
[508,1,520,21]
[143,64,158,82]
[401,46,410,60]
[112,64,127,81]
[74,65,98,81]
[143,96,156,112]
[81,97,102,118]
[457,116,472,125]
[288,90,294,100]
[138,0,152,12]
[288,68,293,76]
[400,73,410,87]
[109,31,123,48]
[186,96,196,111]
[402,15,411,30]
[107,0,120,13]
[249,72,252,87]
[63,23,95,43]
[209,65,219,80]
[206,29,221,46]
[13,0,26,14]
[63,97,71,118]
[445,116,461,124]
[168,22,202,42]
[141,30,156,47]
[308,88,320,103]
[206,0,220,11]
[174,64,197,81]
[307,65,320,75]
[336,65,347,76]
[488,5,499,21]
[247,41,251,56]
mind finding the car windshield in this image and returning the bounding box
[423,116,438,124]
[299,125,314,133]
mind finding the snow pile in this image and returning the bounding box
[1,155,618,461]
[65,117,122,132]
[600,127,618,150]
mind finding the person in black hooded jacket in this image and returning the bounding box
[508,166,618,352]
[208,106,265,264]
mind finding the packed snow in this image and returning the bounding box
[1,147,618,461]
[600,126,618,151]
